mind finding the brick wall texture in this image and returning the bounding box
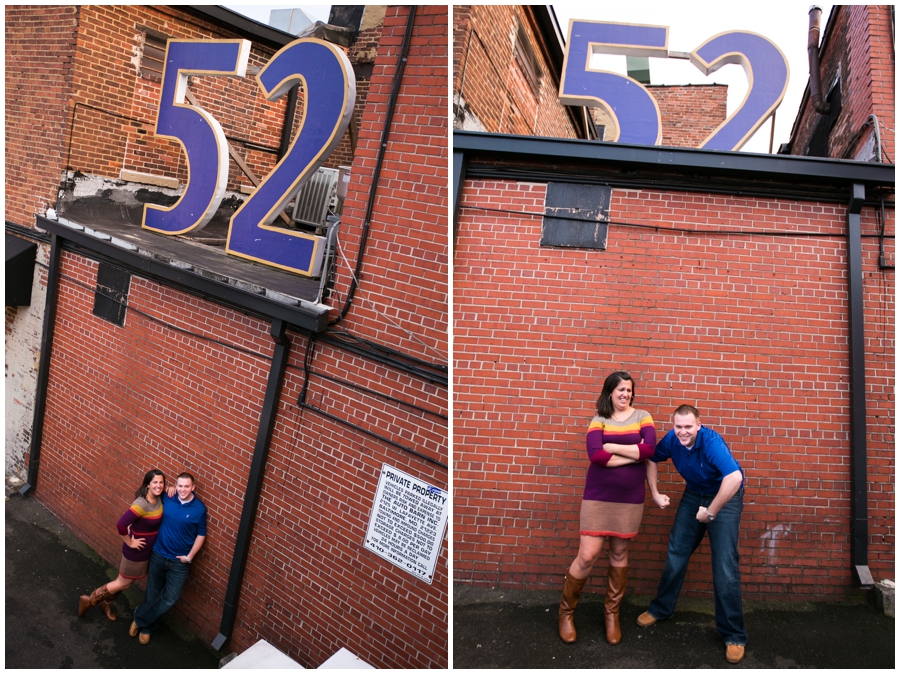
[9,5,447,668]
[6,5,380,210]
[790,5,895,161]
[5,6,79,225]
[453,5,579,137]
[649,84,728,149]
[453,179,895,599]
[329,6,448,361]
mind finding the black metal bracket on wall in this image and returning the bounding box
[212,318,292,650]
[20,233,63,495]
[453,149,468,242]
[846,183,873,589]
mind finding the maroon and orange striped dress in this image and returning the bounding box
[115,496,163,579]
[580,409,657,538]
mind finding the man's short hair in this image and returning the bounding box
[176,472,196,484]
[673,404,700,420]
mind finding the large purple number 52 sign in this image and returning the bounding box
[559,20,789,151]
[143,38,355,277]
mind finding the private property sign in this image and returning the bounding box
[364,465,449,584]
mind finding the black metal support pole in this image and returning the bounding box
[212,319,292,650]
[846,183,872,588]
[21,233,63,496]
[453,149,468,242]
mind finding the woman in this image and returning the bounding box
[558,372,657,645]
[78,470,165,621]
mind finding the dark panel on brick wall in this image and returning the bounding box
[92,262,131,326]
[541,182,610,249]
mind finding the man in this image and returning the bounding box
[638,405,746,664]
[129,472,206,645]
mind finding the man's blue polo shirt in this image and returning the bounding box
[154,493,207,559]
[651,426,742,494]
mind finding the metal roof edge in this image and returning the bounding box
[36,215,329,333]
[453,131,896,187]
[185,5,297,48]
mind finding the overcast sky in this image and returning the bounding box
[224,4,331,26]
[224,4,831,154]
[551,2,834,153]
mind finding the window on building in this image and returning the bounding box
[139,28,168,82]
[514,22,542,98]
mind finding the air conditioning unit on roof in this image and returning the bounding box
[292,167,339,229]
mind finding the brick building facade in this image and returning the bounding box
[453,5,894,602]
[6,5,447,668]
[784,5,895,162]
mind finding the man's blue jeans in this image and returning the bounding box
[133,550,191,635]
[648,486,747,645]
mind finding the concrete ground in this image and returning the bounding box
[5,489,222,669]
[453,583,895,669]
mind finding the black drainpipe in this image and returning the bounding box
[20,233,63,496]
[212,318,292,650]
[846,183,873,588]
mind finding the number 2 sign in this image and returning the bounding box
[143,38,356,277]
[559,20,789,151]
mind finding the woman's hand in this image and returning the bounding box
[167,485,177,498]
[128,537,147,550]
[653,493,670,509]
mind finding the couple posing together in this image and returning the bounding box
[559,371,746,664]
[78,470,207,645]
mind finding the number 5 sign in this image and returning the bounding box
[143,38,355,277]
[559,20,789,151]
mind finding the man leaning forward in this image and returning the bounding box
[638,405,747,664]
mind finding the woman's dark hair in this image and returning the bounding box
[596,371,635,418]
[136,469,166,500]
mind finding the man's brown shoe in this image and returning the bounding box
[636,611,657,627]
[139,632,150,645]
[726,644,745,664]
[129,621,139,637]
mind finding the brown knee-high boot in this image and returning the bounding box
[99,592,119,621]
[604,565,628,645]
[558,572,588,643]
[78,584,114,618]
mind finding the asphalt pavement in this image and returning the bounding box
[453,583,895,669]
[5,489,222,669]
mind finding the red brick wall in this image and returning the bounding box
[330,6,448,361]
[791,5,895,161]
[5,5,79,225]
[63,5,287,191]
[649,84,728,148]
[453,5,580,138]
[55,5,380,196]
[453,178,894,599]
[591,84,729,148]
[20,4,448,669]
[326,15,385,171]
[35,247,447,667]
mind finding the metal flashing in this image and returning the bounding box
[453,131,897,189]
[36,215,329,333]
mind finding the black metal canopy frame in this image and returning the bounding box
[454,131,895,589]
